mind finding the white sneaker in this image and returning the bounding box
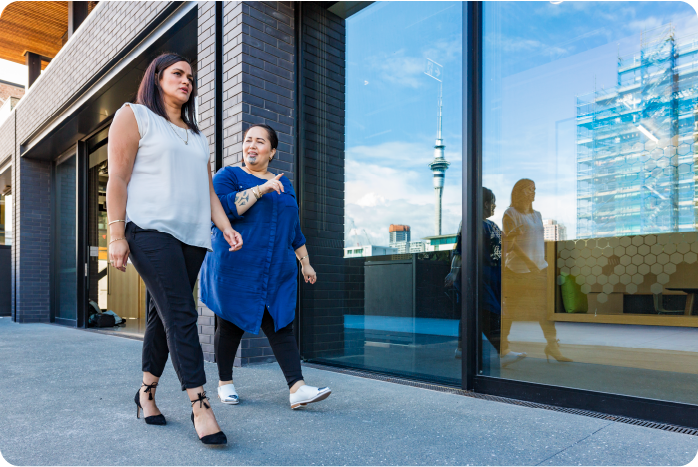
[217,383,239,405]
[500,351,527,368]
[290,385,331,409]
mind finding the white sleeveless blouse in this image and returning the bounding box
[116,103,212,251]
[503,207,548,273]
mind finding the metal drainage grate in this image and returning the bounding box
[302,362,698,437]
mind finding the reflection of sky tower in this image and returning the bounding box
[426,58,449,235]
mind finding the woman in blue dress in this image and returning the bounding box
[200,124,331,410]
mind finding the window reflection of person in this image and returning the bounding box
[445,221,463,358]
[502,179,571,363]
[481,188,526,366]
[445,188,525,366]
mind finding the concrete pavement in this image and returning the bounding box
[0,317,696,466]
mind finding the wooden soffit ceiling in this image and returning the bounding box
[0,1,69,69]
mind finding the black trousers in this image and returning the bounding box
[215,309,304,388]
[126,222,207,391]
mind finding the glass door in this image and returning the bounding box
[86,129,147,336]
[54,152,77,325]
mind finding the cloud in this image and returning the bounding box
[367,50,426,89]
[489,36,569,62]
[344,141,464,246]
[362,35,463,90]
[423,37,463,65]
[355,192,387,207]
[346,157,462,208]
[345,160,425,206]
[626,17,664,34]
[346,140,463,172]
[658,12,698,40]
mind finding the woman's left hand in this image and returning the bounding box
[222,227,243,251]
[302,264,317,284]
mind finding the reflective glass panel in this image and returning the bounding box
[482,1,698,404]
[87,131,147,336]
[4,194,11,246]
[0,193,5,245]
[55,155,77,321]
[300,2,463,384]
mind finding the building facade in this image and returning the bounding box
[543,219,567,242]
[2,1,698,429]
[576,25,698,238]
[343,245,397,258]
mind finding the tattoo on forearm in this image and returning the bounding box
[235,190,250,207]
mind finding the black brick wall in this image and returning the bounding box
[224,1,296,179]
[196,1,296,366]
[196,0,219,364]
[298,4,349,360]
[14,156,52,323]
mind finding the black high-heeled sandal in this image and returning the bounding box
[134,381,167,425]
[190,391,227,445]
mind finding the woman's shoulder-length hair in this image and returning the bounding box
[509,178,534,211]
[135,53,200,134]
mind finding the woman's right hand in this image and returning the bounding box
[109,239,130,272]
[445,271,458,288]
[259,173,284,195]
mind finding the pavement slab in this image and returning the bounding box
[0,317,696,466]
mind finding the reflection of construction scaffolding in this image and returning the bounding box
[576,25,698,238]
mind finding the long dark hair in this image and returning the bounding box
[483,187,495,207]
[136,53,200,134]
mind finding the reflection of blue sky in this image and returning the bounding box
[483,2,698,238]
[345,2,463,247]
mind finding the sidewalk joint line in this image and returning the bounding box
[534,421,614,466]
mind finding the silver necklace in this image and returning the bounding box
[168,120,189,145]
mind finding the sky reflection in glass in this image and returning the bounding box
[344,2,463,249]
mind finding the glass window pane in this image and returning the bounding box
[301,2,463,385]
[4,194,11,246]
[482,1,698,404]
[87,133,147,336]
[0,193,5,245]
[56,155,77,321]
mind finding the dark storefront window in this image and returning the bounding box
[0,193,7,245]
[86,129,147,336]
[55,153,77,323]
[481,1,698,404]
[300,2,463,384]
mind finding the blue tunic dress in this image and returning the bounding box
[200,167,306,334]
[453,220,501,314]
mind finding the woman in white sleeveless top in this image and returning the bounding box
[502,179,571,363]
[107,53,242,445]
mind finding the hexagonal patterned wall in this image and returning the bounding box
[556,232,698,304]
